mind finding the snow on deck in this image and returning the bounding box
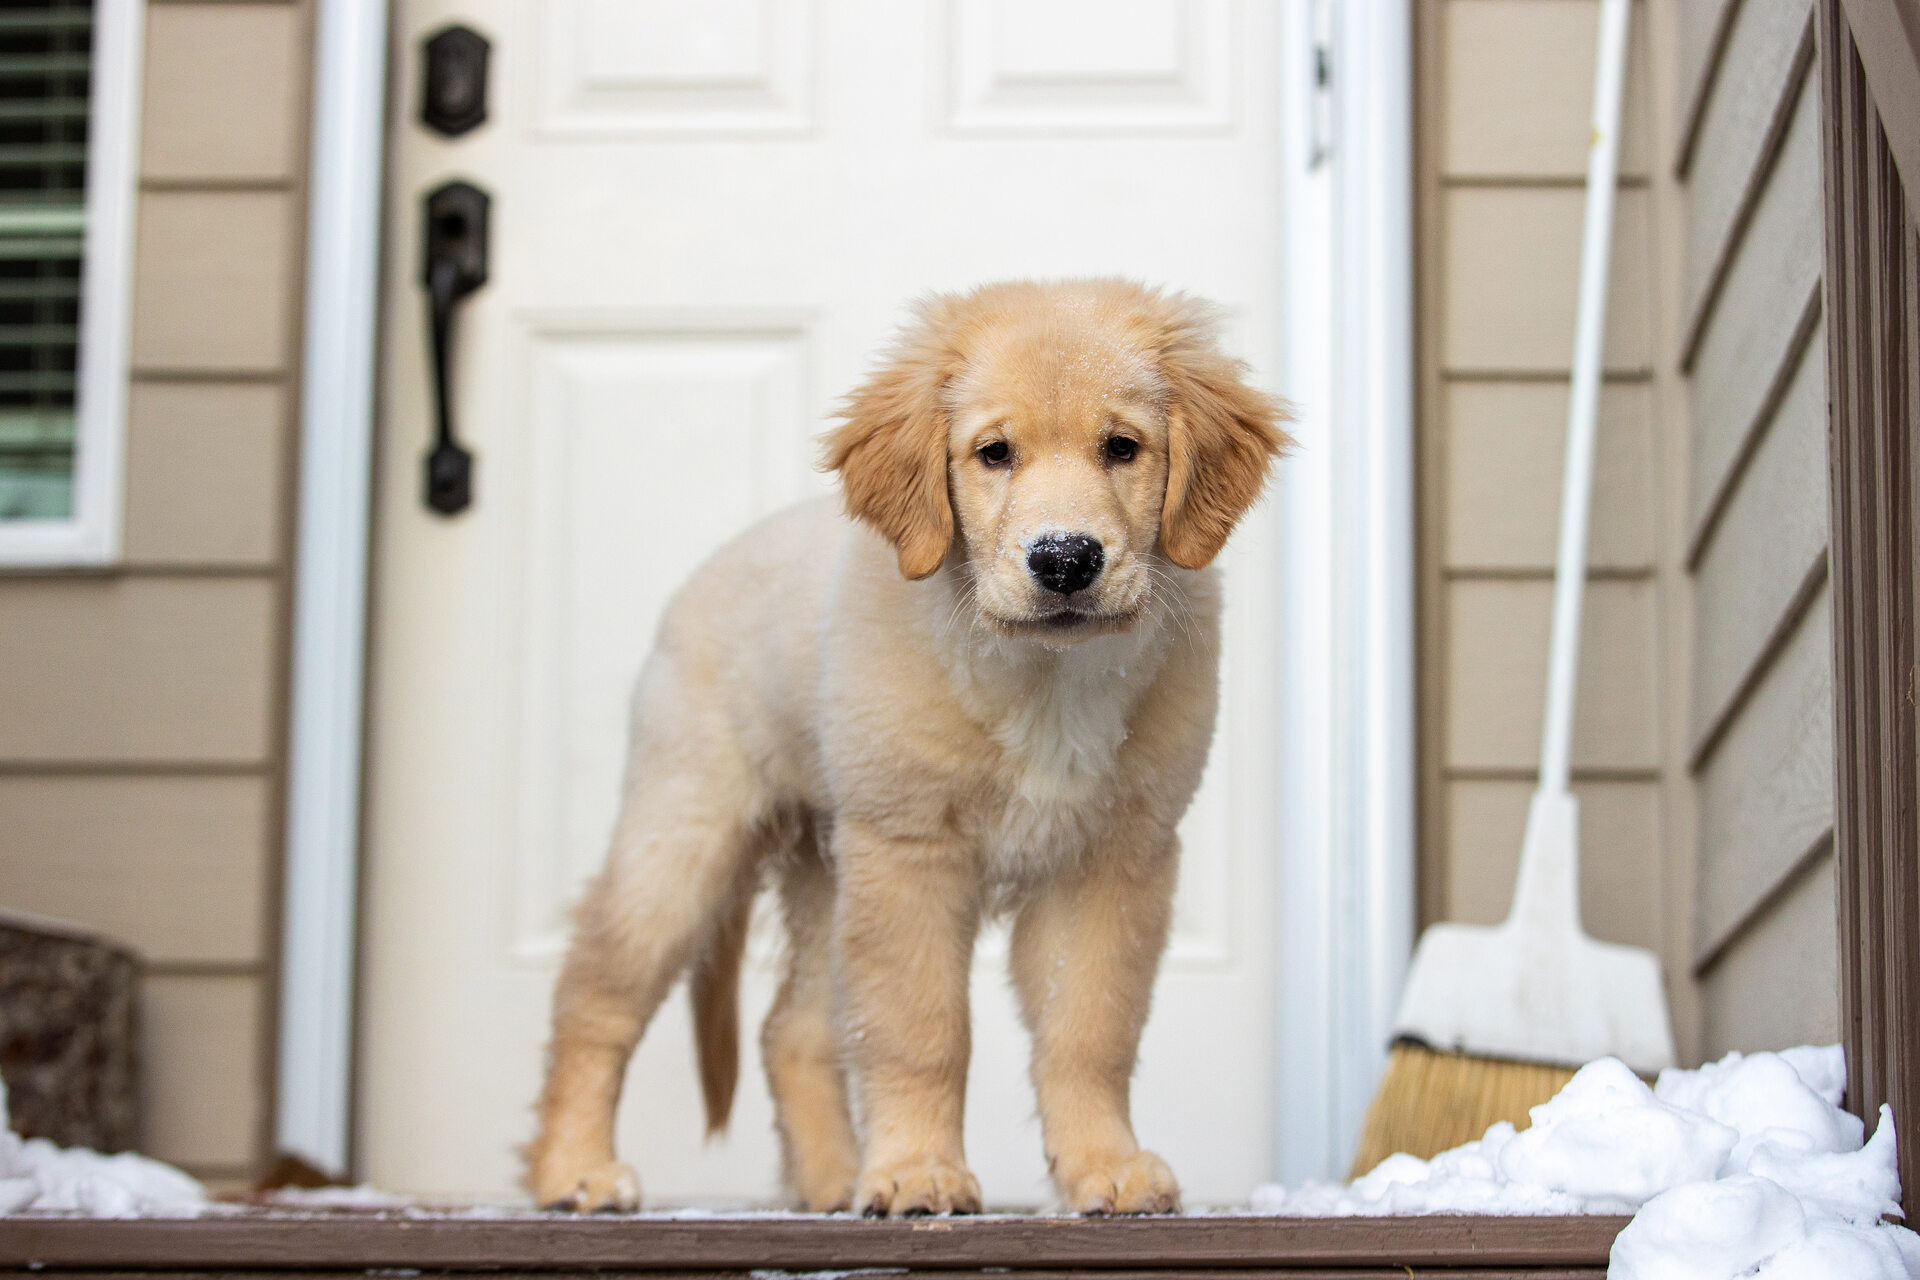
[1252,1045,1919,1277]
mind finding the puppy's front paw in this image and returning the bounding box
[1058,1149,1179,1215]
[530,1157,641,1213]
[856,1155,982,1217]
[792,1161,858,1214]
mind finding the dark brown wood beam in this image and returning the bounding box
[1817,0,1920,1216]
[0,1213,1627,1274]
[1835,0,1920,219]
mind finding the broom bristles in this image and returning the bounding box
[1348,1042,1579,1180]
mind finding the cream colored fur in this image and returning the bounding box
[525,279,1288,1217]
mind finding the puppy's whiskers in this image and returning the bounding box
[938,577,976,642]
[1140,561,1197,642]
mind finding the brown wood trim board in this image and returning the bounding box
[0,1213,1626,1274]
[1834,0,1920,217]
[1818,0,1920,1217]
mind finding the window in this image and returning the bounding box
[0,0,141,564]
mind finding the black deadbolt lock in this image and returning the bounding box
[422,25,489,137]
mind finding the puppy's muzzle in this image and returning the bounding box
[1027,534,1105,596]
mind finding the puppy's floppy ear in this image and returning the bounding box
[821,296,959,580]
[1154,298,1293,570]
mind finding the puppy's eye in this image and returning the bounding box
[978,440,1011,467]
[1105,436,1139,463]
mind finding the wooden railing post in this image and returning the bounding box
[1817,0,1920,1216]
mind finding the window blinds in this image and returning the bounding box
[0,0,90,520]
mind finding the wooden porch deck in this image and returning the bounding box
[0,1212,1627,1278]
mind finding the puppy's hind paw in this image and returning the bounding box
[533,1159,641,1213]
[794,1171,857,1214]
[1060,1149,1180,1216]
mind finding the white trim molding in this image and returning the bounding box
[0,0,144,566]
[1273,0,1417,1183]
[277,0,390,1177]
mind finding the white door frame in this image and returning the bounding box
[276,0,390,1176]
[276,0,1417,1186]
[1273,0,1417,1183]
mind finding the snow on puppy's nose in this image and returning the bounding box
[1026,534,1104,595]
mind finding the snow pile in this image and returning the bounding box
[0,1075,204,1216]
[1251,1045,1920,1278]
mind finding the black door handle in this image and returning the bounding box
[421,180,490,515]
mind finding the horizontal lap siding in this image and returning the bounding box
[0,578,277,761]
[130,191,295,374]
[1688,334,1828,749]
[1699,852,1840,1055]
[1680,0,1816,336]
[1442,0,1654,178]
[1684,82,1823,546]
[124,383,287,567]
[1442,187,1654,375]
[0,0,310,1182]
[1693,586,1833,962]
[1444,382,1656,573]
[1446,778,1662,951]
[0,776,270,963]
[1445,578,1660,773]
[1678,0,1739,157]
[140,975,266,1173]
[1681,0,1837,1047]
[1417,0,1668,963]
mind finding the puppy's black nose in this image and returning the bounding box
[1027,535,1104,595]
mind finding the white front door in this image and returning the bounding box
[361,0,1289,1206]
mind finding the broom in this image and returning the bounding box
[1349,0,1675,1178]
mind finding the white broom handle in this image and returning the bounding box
[1540,0,1631,797]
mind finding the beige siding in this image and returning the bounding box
[1443,382,1656,572]
[1444,578,1660,772]
[1679,0,1815,331]
[0,0,310,1179]
[1699,854,1840,1056]
[1441,0,1653,178]
[1678,0,1738,130]
[1679,0,1835,1045]
[131,191,297,374]
[1445,778,1663,950]
[1688,335,1828,745]
[124,383,287,567]
[1442,186,1654,374]
[0,579,277,762]
[1693,587,1833,959]
[0,776,270,965]
[139,3,305,182]
[1417,0,1837,1066]
[1685,85,1823,544]
[141,975,265,1171]
[1417,0,1666,958]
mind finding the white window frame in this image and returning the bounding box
[0,0,145,567]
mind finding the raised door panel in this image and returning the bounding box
[507,322,814,958]
[537,0,813,135]
[946,0,1234,133]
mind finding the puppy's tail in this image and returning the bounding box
[691,887,752,1137]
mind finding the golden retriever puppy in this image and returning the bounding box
[525,278,1289,1217]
